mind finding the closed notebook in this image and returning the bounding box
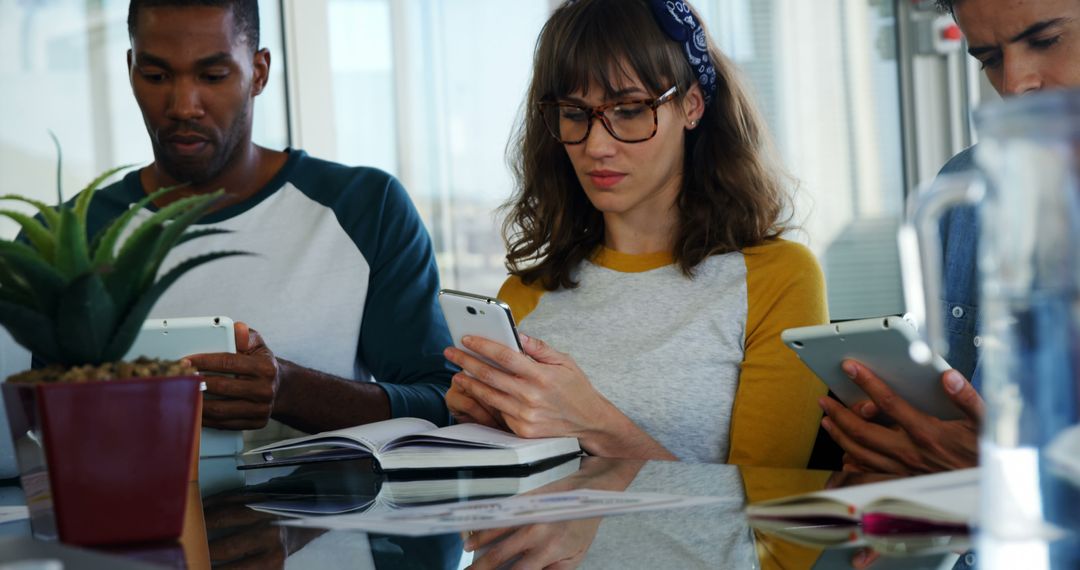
[746,468,978,534]
[244,417,581,472]
[248,456,582,517]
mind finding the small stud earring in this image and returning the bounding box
[689,120,698,128]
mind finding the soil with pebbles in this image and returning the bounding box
[6,357,197,384]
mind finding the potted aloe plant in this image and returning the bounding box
[0,163,244,546]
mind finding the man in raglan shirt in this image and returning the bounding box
[82,0,455,439]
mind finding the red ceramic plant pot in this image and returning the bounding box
[2,376,201,546]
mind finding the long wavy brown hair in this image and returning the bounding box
[503,0,792,290]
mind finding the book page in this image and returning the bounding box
[279,489,727,537]
[745,494,857,522]
[246,417,437,456]
[863,469,978,524]
[748,468,978,524]
[837,468,977,522]
[248,496,377,517]
[383,423,573,451]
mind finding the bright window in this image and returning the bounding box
[695,0,907,319]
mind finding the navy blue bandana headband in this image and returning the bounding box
[564,0,719,105]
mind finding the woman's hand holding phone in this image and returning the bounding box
[444,333,676,460]
[444,332,613,440]
[446,380,508,429]
[439,289,676,459]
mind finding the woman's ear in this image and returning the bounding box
[682,83,705,129]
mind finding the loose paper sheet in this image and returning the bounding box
[277,489,726,536]
[1048,423,1080,487]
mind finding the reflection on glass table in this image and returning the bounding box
[2,454,1079,569]
[194,456,958,570]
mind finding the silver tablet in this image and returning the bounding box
[782,316,963,421]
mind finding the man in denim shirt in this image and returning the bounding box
[818,0,1080,478]
[937,150,980,388]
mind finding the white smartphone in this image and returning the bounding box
[438,289,524,369]
[124,316,242,458]
[781,316,964,421]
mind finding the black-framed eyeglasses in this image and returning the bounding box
[537,85,679,144]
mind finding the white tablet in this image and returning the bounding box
[781,316,964,421]
[124,316,242,458]
[124,316,237,360]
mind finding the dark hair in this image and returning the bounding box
[936,0,955,14]
[128,0,260,52]
[503,0,791,290]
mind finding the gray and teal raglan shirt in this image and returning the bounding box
[84,150,454,438]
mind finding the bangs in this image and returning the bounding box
[537,0,689,100]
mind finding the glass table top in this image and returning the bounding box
[1,454,1078,569]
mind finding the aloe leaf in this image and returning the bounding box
[0,284,35,311]
[0,195,60,229]
[53,207,90,279]
[0,299,61,365]
[49,130,62,207]
[103,250,249,361]
[54,272,116,366]
[115,192,215,266]
[141,192,224,285]
[103,223,165,314]
[73,164,136,224]
[176,227,233,247]
[0,241,65,315]
[91,184,179,266]
[0,266,37,309]
[0,210,55,261]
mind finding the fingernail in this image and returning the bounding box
[858,403,875,419]
[841,361,858,379]
[817,397,829,411]
[821,417,832,432]
[944,370,965,394]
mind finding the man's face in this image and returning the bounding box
[955,0,1080,96]
[128,6,268,184]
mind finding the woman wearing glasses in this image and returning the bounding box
[444,0,827,467]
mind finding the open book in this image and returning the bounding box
[749,517,971,553]
[245,417,581,472]
[248,456,582,517]
[746,468,978,534]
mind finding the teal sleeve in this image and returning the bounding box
[300,166,455,426]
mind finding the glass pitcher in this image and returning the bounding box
[901,89,1080,551]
